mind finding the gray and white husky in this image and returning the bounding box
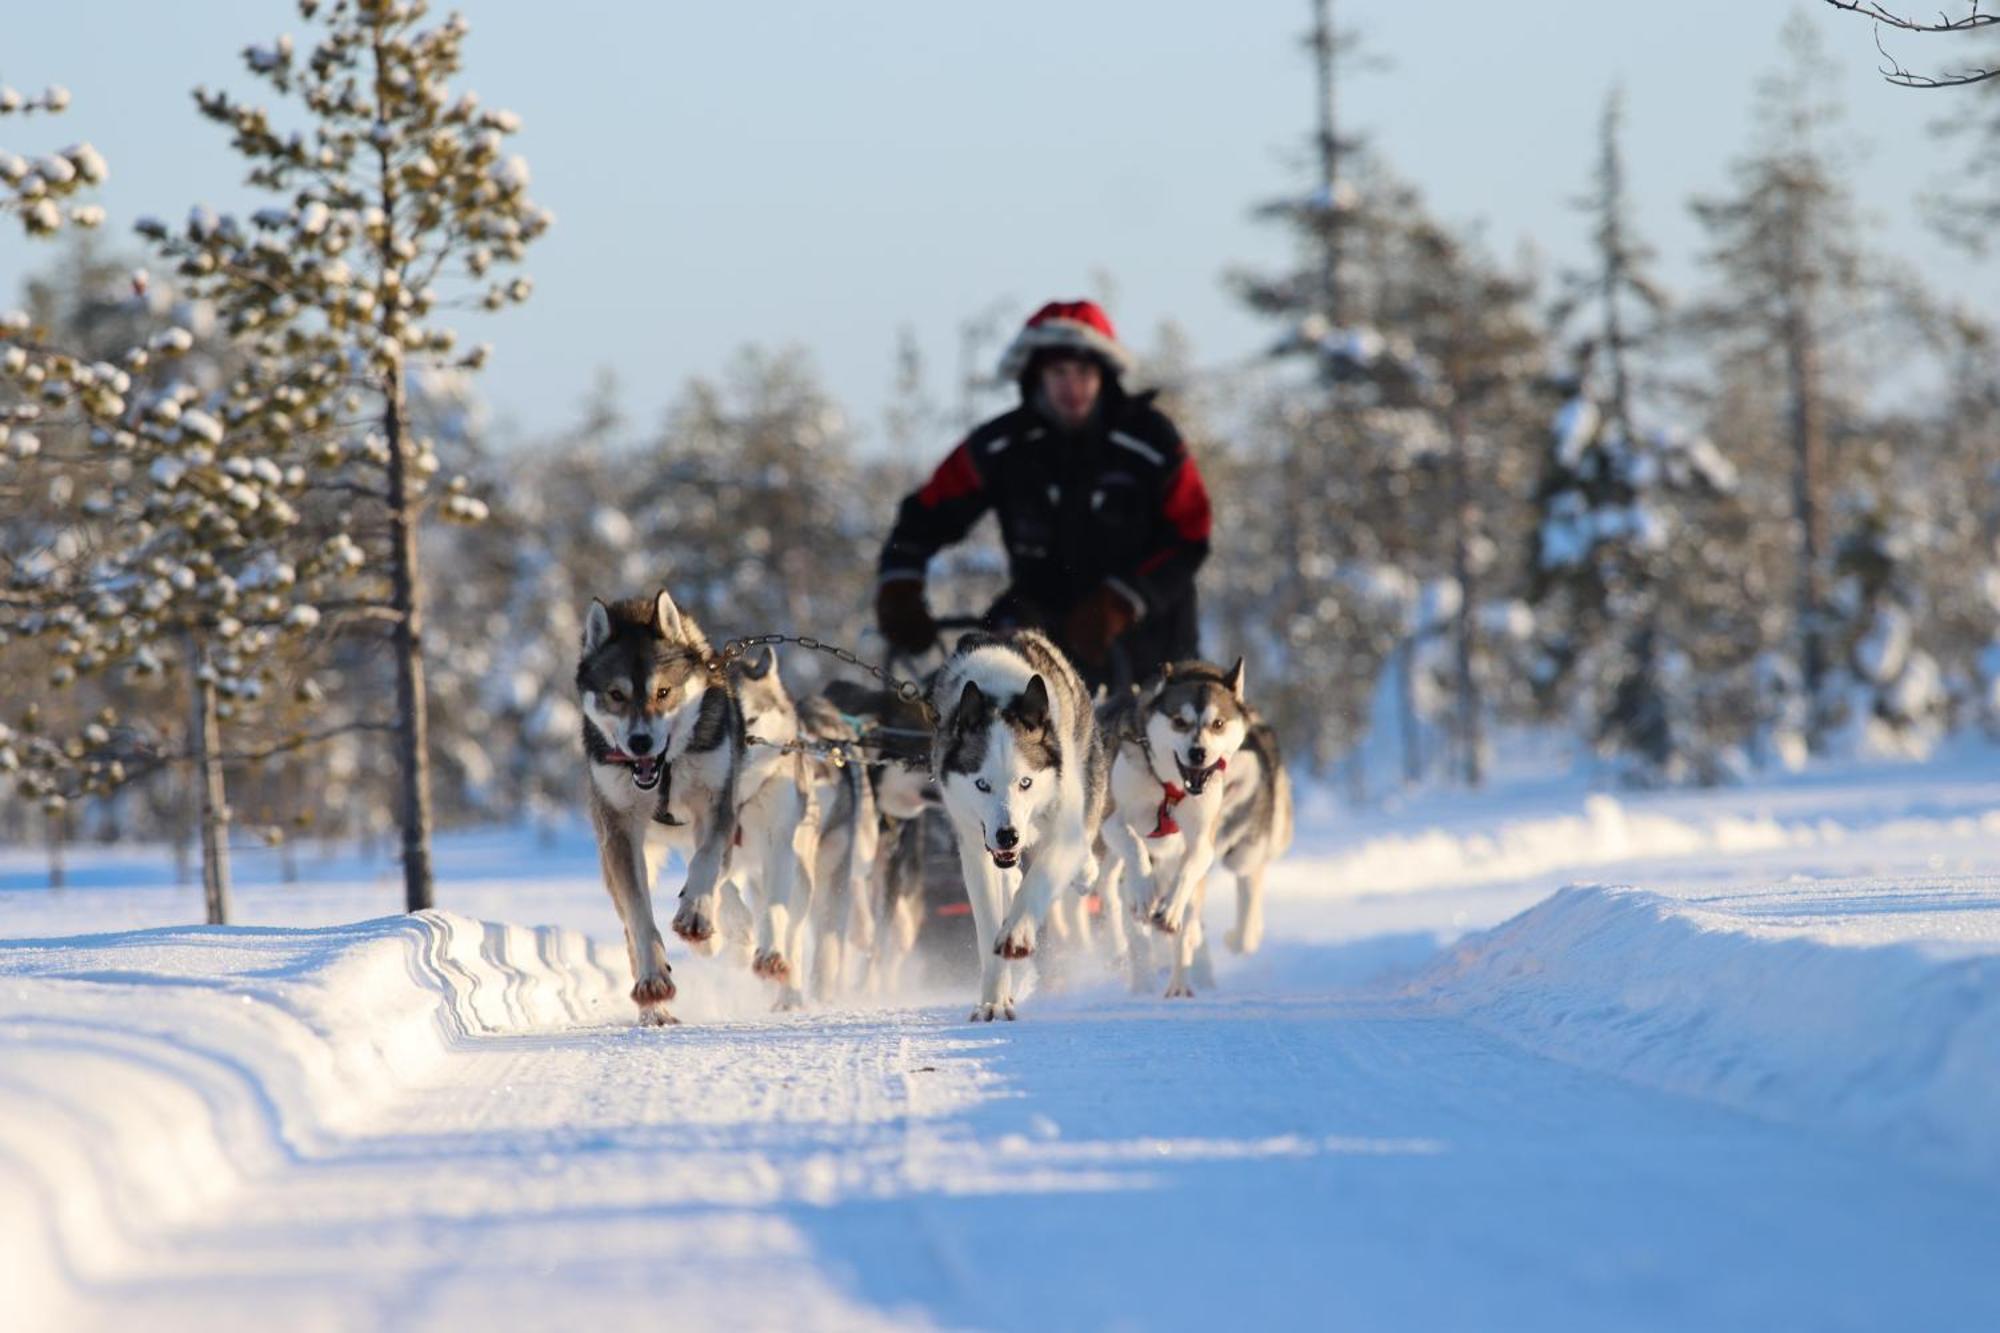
[577,591,741,1025]
[1098,658,1265,998]
[811,679,935,994]
[930,629,1106,1021]
[719,648,819,1010]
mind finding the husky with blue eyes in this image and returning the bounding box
[930,628,1106,1021]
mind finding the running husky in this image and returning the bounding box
[930,629,1106,1021]
[1098,659,1264,997]
[717,648,818,1009]
[813,679,935,993]
[578,591,741,1026]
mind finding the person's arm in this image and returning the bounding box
[878,438,993,585]
[1104,439,1213,622]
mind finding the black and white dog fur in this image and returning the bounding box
[1098,659,1253,998]
[578,591,741,1026]
[931,629,1106,1021]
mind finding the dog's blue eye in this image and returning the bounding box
[1018,776,1033,790]
[974,778,991,793]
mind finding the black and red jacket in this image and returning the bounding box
[878,388,1213,677]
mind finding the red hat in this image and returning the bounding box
[997,299,1134,380]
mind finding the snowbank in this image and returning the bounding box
[1417,884,2000,1180]
[1285,789,2000,899]
[0,912,624,1330]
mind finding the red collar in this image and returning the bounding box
[1145,756,1227,839]
[1147,781,1186,838]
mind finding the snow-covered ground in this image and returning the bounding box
[6,752,2000,1331]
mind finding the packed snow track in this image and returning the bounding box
[5,770,2000,1330]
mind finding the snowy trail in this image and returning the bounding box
[9,921,2000,1331]
[9,767,2000,1329]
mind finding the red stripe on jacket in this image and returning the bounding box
[1137,456,1213,574]
[915,441,982,508]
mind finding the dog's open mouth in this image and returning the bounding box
[989,848,1020,869]
[1177,755,1225,796]
[628,756,663,791]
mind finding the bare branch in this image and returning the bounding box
[1824,1,2000,85]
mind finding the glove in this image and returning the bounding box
[1062,583,1139,668]
[875,578,938,655]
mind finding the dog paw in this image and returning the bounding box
[1164,978,1195,999]
[751,949,792,981]
[1148,904,1183,936]
[994,918,1036,959]
[631,972,677,1006]
[772,986,806,1013]
[672,904,715,945]
[968,1000,1017,1022]
[636,1005,681,1027]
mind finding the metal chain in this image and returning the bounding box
[741,732,918,771]
[712,631,935,717]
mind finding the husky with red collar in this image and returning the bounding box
[577,591,742,1026]
[1098,659,1253,998]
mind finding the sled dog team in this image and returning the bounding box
[579,590,1292,1025]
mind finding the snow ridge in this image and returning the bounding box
[1417,884,2000,1179]
[0,912,623,1329]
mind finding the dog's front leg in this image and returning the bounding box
[672,790,735,952]
[1097,818,1151,965]
[1150,799,1221,941]
[996,805,1089,961]
[594,816,676,1025]
[954,831,1014,1021]
[747,782,811,1001]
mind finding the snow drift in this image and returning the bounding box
[1417,883,2000,1179]
[0,912,625,1330]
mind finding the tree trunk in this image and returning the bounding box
[1312,0,1342,324]
[1397,634,1422,787]
[1785,300,1828,748]
[382,357,438,913]
[46,806,67,891]
[1448,403,1484,788]
[187,636,232,926]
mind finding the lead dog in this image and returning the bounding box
[577,591,741,1025]
[930,629,1106,1021]
[1098,659,1253,998]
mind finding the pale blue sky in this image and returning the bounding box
[4,2,1991,451]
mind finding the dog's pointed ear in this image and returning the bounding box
[650,589,684,639]
[1160,662,1176,681]
[955,679,986,727]
[1017,674,1051,728]
[1225,657,1246,702]
[584,599,612,652]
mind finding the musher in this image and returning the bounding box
[874,299,1213,688]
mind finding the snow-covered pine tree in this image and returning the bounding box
[141,0,550,911]
[1531,89,1740,782]
[1689,14,1877,755]
[1,92,353,922]
[635,348,871,676]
